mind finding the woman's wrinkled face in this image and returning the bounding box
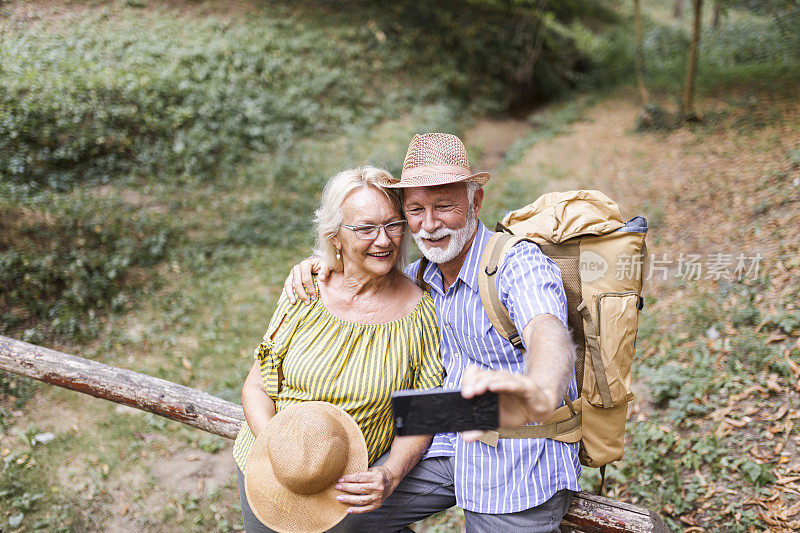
[333,187,404,278]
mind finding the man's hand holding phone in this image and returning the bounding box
[460,365,558,443]
[391,365,558,441]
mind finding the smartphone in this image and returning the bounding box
[392,388,499,436]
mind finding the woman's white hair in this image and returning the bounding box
[313,166,409,272]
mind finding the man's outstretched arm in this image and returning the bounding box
[461,313,575,430]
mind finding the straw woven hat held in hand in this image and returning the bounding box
[381,133,490,188]
[244,402,368,533]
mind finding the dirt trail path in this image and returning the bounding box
[503,91,800,304]
[464,90,799,317]
[465,118,533,171]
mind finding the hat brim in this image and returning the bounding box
[244,402,368,533]
[381,172,490,188]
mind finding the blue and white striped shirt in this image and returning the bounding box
[405,222,581,514]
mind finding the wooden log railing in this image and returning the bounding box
[0,334,243,439]
[0,335,668,533]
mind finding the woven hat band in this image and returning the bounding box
[402,164,471,180]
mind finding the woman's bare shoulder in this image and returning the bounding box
[394,270,423,296]
[391,271,424,314]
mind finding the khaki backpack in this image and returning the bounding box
[418,190,647,485]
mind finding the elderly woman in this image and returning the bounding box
[232,166,444,532]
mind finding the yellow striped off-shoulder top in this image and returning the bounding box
[232,282,443,471]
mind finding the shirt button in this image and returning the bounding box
[453,352,460,358]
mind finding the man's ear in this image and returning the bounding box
[473,186,485,217]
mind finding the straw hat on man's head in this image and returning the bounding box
[381,133,490,188]
[244,401,368,533]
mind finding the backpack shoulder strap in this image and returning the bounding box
[416,257,431,292]
[478,232,534,350]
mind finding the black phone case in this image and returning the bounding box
[392,388,499,436]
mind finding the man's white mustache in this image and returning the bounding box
[413,227,453,240]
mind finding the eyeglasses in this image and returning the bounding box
[340,220,407,240]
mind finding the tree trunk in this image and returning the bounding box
[510,0,549,108]
[711,1,721,28]
[673,0,684,19]
[562,492,671,533]
[681,0,702,119]
[634,0,649,104]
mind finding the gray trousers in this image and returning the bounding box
[238,455,574,533]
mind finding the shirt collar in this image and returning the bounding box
[421,221,492,295]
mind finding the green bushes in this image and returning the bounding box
[580,4,800,92]
[227,193,317,250]
[0,12,403,191]
[224,150,323,249]
[0,196,172,341]
[1,2,488,344]
[0,0,625,194]
[374,0,606,110]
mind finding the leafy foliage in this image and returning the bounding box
[0,196,172,341]
[0,12,403,191]
[375,0,606,110]
[0,1,617,194]
[224,150,322,249]
[591,275,800,530]
[0,0,615,344]
[0,2,465,343]
[579,2,800,92]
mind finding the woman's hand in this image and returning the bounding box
[334,465,398,514]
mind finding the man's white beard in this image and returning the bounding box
[412,205,478,265]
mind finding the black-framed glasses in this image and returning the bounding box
[340,220,407,240]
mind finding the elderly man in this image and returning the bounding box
[285,133,579,532]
